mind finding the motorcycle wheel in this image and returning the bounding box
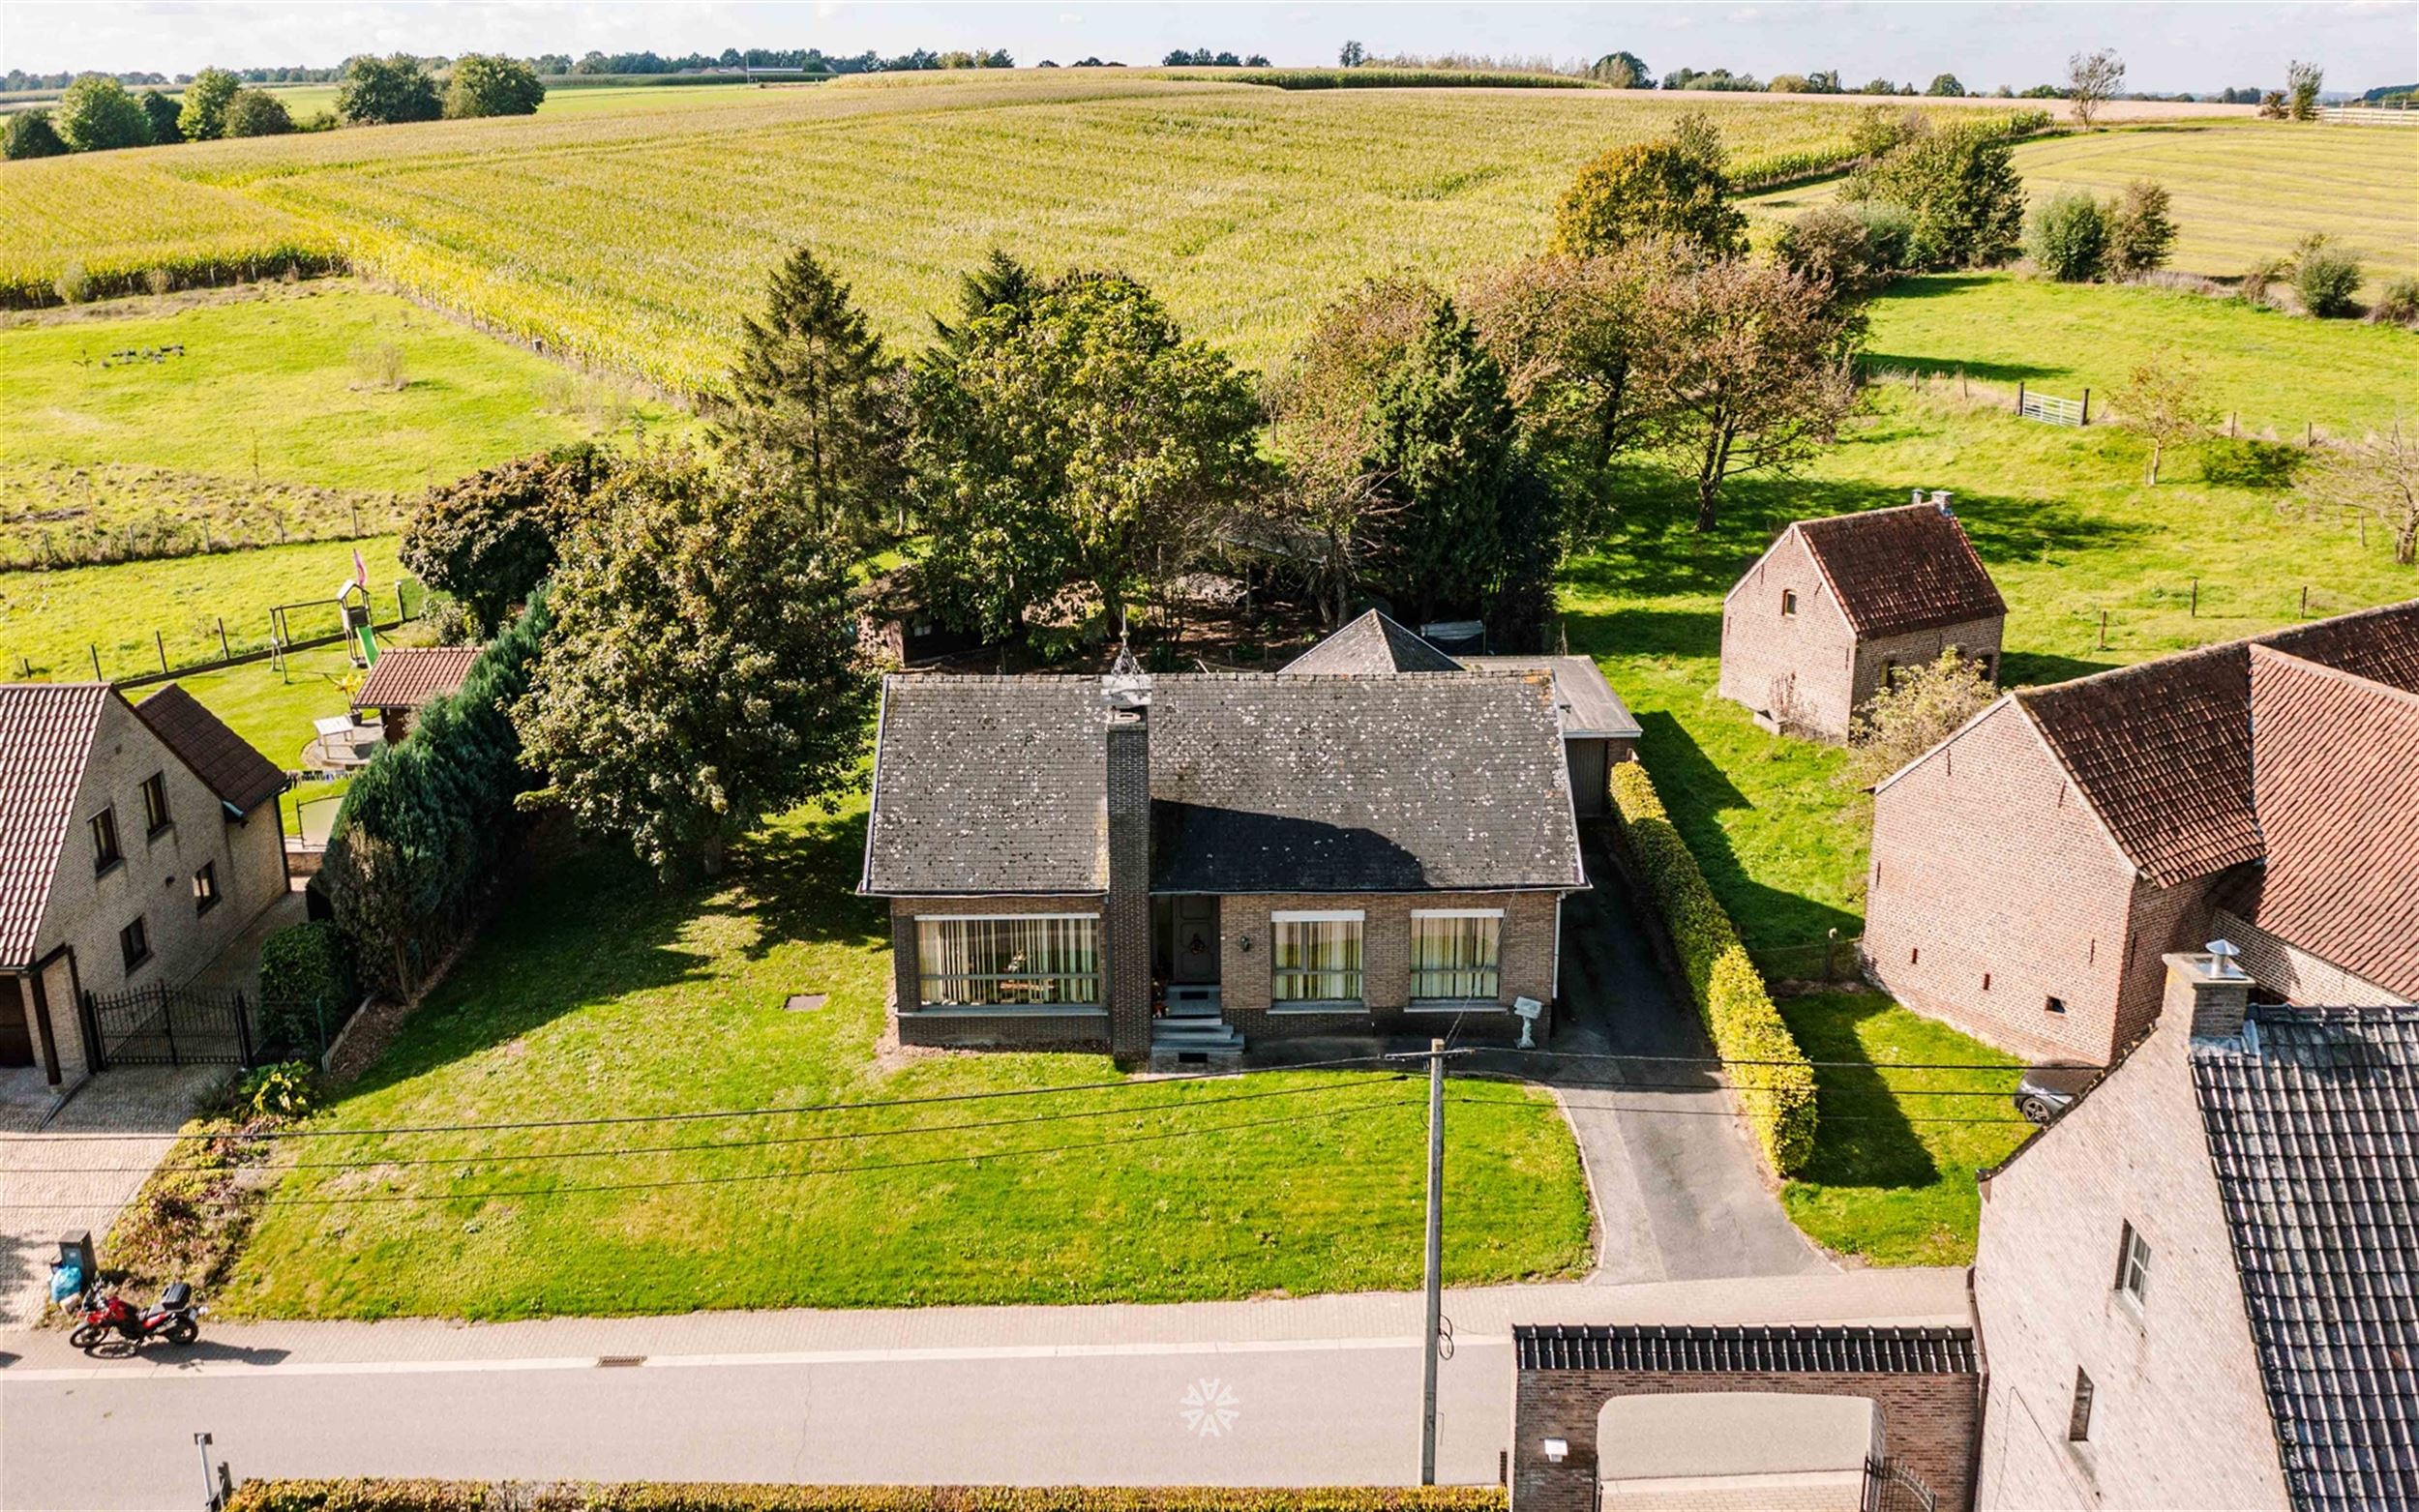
[163,1318,198,1347]
[69,1323,105,1350]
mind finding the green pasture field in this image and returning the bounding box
[0,74,2022,385]
[1748,119,2419,287]
[223,800,1590,1319]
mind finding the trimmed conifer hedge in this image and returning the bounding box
[1608,761,1818,1173]
[228,1484,1508,1512]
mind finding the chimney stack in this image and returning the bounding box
[1931,489,1956,516]
[1910,489,1925,507]
[1102,648,1153,1060]
[2161,941,2252,1041]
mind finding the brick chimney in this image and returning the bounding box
[1103,651,1153,1060]
[1930,489,1956,515]
[2160,941,2253,1041]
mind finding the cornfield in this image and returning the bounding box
[2,74,2033,392]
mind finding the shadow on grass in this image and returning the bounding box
[1563,606,1720,663]
[2002,650,2120,687]
[1778,992,1939,1191]
[1634,709,1865,948]
[1864,352,2055,386]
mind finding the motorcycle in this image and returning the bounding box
[69,1280,204,1351]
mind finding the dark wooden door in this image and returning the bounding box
[0,977,31,1066]
[1170,897,1220,984]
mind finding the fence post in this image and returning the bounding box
[156,630,169,673]
[1824,927,1839,981]
[2098,610,2108,650]
[2191,578,2199,618]
[2016,380,2025,416]
[161,988,179,1066]
[2079,388,2090,426]
[90,644,104,681]
[2300,585,2310,618]
[234,992,254,1068]
[218,616,231,660]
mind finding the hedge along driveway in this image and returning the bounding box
[221,800,1589,1320]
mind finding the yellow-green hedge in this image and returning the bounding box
[227,1485,1508,1512]
[1609,761,1818,1173]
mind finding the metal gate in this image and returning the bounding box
[1863,1457,1938,1512]
[85,985,257,1070]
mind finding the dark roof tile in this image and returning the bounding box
[1280,609,1464,674]
[1789,503,2007,638]
[134,685,285,815]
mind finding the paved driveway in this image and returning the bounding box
[0,1065,229,1328]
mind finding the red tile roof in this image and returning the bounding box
[134,685,286,817]
[2243,646,2419,998]
[1790,503,2007,639]
[2258,599,2419,694]
[0,683,110,967]
[352,646,481,713]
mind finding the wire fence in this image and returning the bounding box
[15,578,430,686]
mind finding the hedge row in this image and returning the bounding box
[227,1484,1508,1512]
[1160,67,1591,91]
[1,247,343,311]
[1609,761,1817,1173]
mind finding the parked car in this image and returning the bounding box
[2014,1063,2100,1124]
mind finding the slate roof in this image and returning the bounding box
[134,685,286,816]
[2018,641,2261,887]
[1786,503,2007,638]
[1458,656,1644,740]
[0,683,110,969]
[1279,609,1463,674]
[859,671,1585,896]
[2241,647,2419,999]
[1514,1323,1978,1376]
[352,646,481,713]
[2192,1003,2419,1511]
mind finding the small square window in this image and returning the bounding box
[2116,1223,2151,1308]
[194,861,220,915]
[119,915,151,972]
[90,806,122,874]
[2046,995,2068,1016]
[141,772,171,835]
[2068,1368,2096,1442]
[1780,589,1799,617]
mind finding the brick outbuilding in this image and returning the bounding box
[1719,496,2006,742]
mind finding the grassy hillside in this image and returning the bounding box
[0,76,2019,386]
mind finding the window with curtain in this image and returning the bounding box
[1272,914,1363,1003]
[915,915,1100,1007]
[1412,912,1502,1001]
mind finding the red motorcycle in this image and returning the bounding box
[69,1280,203,1351]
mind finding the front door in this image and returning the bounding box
[1170,897,1220,985]
[0,977,32,1067]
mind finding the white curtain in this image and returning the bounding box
[1273,918,1364,1003]
[1411,914,1500,1001]
[916,917,1100,1006]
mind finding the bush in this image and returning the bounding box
[1842,121,2026,269]
[228,1486,1508,1512]
[1608,762,1818,1173]
[445,54,547,118]
[1772,201,1912,299]
[225,89,294,137]
[2102,180,2176,278]
[2371,276,2419,328]
[234,1062,318,1121]
[2238,255,2291,307]
[259,919,356,1051]
[2024,190,2107,282]
[2291,236,2363,318]
[3,108,68,161]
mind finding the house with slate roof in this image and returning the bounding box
[1973,948,2418,1512]
[1282,609,1641,815]
[1866,600,2418,1065]
[1719,495,2008,741]
[1,683,288,1085]
[858,620,1590,1060]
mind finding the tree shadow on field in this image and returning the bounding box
[733,806,887,962]
[2001,651,2120,689]
[1778,992,1940,1191]
[1946,484,2139,566]
[1562,606,1721,665]
[1864,352,2055,386]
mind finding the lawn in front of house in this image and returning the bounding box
[222,801,1590,1320]
[1777,992,2029,1267]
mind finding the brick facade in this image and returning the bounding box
[1971,959,2288,1511]
[1513,1366,1979,1512]
[15,695,288,1083]
[1719,531,2003,743]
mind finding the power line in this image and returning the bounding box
[0,1052,1403,1145]
[0,1092,1419,1211]
[1447,1092,2038,1128]
[6,1078,1401,1177]
[1484,1047,2072,1073]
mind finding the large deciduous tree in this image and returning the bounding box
[224,89,293,138]
[712,244,907,545]
[445,53,547,117]
[337,54,443,126]
[401,444,615,635]
[55,74,152,152]
[1460,250,1662,480]
[178,67,242,139]
[514,450,875,877]
[1635,260,1859,531]
[2,109,68,161]
[2065,48,2125,130]
[138,90,183,144]
[911,270,1265,640]
[1550,113,1747,259]
[1841,120,2026,269]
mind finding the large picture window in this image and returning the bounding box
[1272,911,1364,1004]
[1412,910,1503,1002]
[916,915,1100,1007]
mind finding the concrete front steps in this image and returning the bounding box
[1151,991,1245,1058]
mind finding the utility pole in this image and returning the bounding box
[1420,1035,1446,1485]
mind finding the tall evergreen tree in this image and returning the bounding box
[714,244,907,543]
[1362,305,1522,624]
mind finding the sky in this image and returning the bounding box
[5,2,2414,94]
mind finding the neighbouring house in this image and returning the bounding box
[1282,609,1642,817]
[1865,600,2418,1065]
[1510,1323,1982,1511]
[0,683,288,1086]
[1719,494,2007,741]
[858,641,1588,1060]
[1972,948,2418,1511]
[349,645,482,744]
